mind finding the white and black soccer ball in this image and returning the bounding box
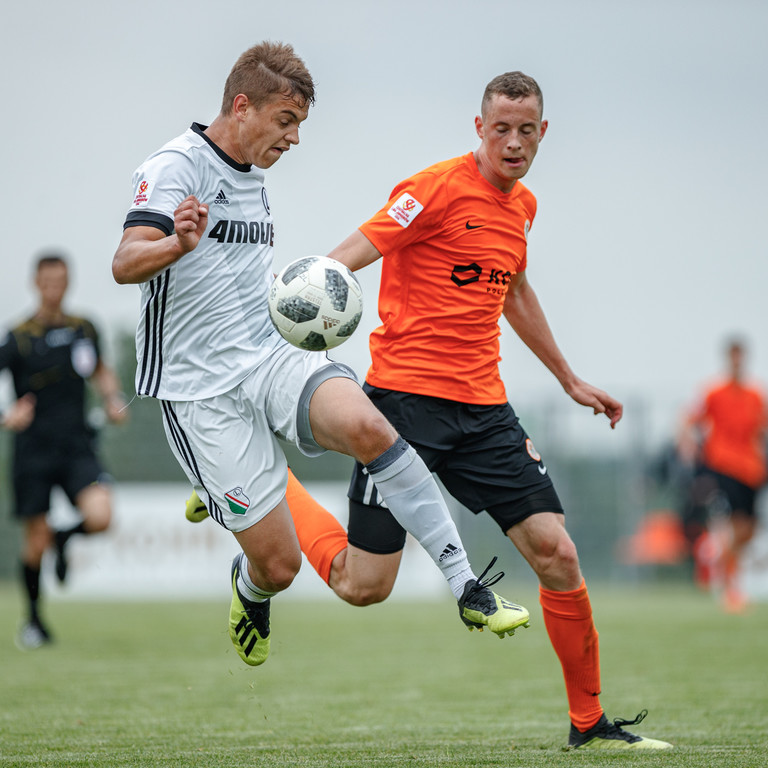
[268,256,363,351]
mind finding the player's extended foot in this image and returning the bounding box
[566,711,673,750]
[15,618,53,650]
[457,557,530,638]
[185,490,209,523]
[228,556,271,666]
[53,530,69,583]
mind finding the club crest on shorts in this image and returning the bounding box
[225,487,250,515]
[525,438,541,462]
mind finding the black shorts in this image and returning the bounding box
[347,386,563,554]
[12,433,107,519]
[695,467,759,519]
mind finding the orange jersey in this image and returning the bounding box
[359,152,536,404]
[692,379,768,489]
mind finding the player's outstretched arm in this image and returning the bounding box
[327,230,382,272]
[503,271,623,429]
[112,196,208,284]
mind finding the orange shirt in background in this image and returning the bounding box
[691,379,768,489]
[359,152,536,405]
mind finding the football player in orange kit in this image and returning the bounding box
[678,337,767,611]
[189,71,672,749]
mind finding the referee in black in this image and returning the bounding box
[1,253,127,648]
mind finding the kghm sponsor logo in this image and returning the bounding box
[451,262,513,294]
[488,269,512,285]
[451,263,482,286]
[208,220,273,245]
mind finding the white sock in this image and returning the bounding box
[236,552,276,603]
[366,438,475,598]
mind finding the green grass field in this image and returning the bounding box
[1,582,767,767]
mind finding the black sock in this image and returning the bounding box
[56,520,87,547]
[21,561,41,622]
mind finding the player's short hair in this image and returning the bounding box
[221,41,315,114]
[34,252,68,273]
[482,72,543,118]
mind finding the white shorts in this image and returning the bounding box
[160,344,357,532]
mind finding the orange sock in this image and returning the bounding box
[286,469,348,585]
[722,548,738,587]
[539,580,603,731]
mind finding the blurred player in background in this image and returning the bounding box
[189,71,672,749]
[113,41,528,669]
[678,337,767,611]
[0,253,127,649]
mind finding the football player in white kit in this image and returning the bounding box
[113,41,529,666]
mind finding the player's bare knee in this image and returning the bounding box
[555,535,579,567]
[84,508,111,533]
[339,581,392,607]
[25,517,51,557]
[24,528,50,561]
[349,409,398,463]
[532,535,581,586]
[258,571,295,594]
[77,486,113,531]
[259,555,301,593]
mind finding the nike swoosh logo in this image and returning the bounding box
[465,221,483,230]
[538,465,547,475]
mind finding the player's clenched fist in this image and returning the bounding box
[174,195,209,253]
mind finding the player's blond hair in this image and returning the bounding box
[221,41,315,113]
[482,72,543,118]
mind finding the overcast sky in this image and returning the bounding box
[2,0,766,451]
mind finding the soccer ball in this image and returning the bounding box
[268,256,364,351]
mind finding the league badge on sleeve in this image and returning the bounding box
[132,179,151,207]
[387,193,423,228]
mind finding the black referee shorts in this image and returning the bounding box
[347,386,563,554]
[12,432,106,519]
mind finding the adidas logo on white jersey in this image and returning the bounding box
[213,189,230,205]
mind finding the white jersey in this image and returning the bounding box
[124,123,283,400]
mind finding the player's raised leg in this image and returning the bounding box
[308,376,530,636]
[182,473,399,605]
[53,482,113,584]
